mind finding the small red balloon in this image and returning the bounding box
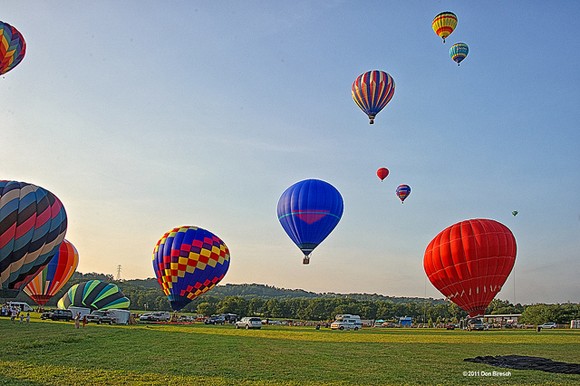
[376,168,389,181]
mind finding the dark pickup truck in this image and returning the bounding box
[41,309,73,321]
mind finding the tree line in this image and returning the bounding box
[12,272,579,325]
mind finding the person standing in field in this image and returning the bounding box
[74,312,81,329]
[26,312,30,323]
[82,315,87,328]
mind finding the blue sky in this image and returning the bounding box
[2,1,579,304]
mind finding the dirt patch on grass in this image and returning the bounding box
[464,355,580,374]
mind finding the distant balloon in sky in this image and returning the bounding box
[512,211,518,216]
[423,218,517,317]
[0,180,68,298]
[57,280,130,310]
[396,184,411,203]
[0,20,26,76]
[352,70,395,124]
[432,11,457,43]
[376,168,389,181]
[277,179,344,264]
[153,226,230,311]
[450,42,469,66]
[24,239,79,306]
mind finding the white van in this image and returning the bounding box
[331,314,363,330]
[7,301,33,312]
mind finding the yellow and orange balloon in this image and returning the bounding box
[432,12,457,43]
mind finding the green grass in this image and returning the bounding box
[1,316,579,385]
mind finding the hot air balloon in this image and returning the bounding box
[24,239,79,306]
[57,280,130,310]
[376,168,389,181]
[277,179,344,264]
[0,181,68,298]
[396,184,411,203]
[0,20,26,76]
[450,42,469,66]
[512,211,518,216]
[352,70,395,124]
[153,226,230,311]
[423,219,517,317]
[432,12,457,43]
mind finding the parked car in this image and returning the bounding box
[235,317,262,329]
[86,310,117,325]
[538,322,557,329]
[139,312,170,322]
[41,309,73,321]
[466,318,485,331]
[205,314,226,325]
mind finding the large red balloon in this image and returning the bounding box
[423,219,516,317]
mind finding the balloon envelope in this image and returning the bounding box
[0,20,26,75]
[0,181,68,298]
[57,280,130,311]
[24,239,79,305]
[352,70,395,124]
[277,179,344,263]
[512,211,518,216]
[376,168,389,181]
[450,42,469,65]
[153,226,230,311]
[432,11,457,43]
[396,184,411,203]
[423,219,517,317]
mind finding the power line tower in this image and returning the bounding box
[116,265,122,281]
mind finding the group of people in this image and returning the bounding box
[1,304,30,323]
[74,312,88,329]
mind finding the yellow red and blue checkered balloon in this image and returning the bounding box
[153,226,230,311]
[0,20,26,76]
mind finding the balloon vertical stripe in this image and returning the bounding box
[352,70,395,124]
[24,239,79,305]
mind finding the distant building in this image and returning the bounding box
[399,316,412,327]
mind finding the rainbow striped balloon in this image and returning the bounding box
[352,70,395,124]
[0,181,67,298]
[0,20,26,75]
[450,42,469,66]
[432,12,457,43]
[24,240,79,306]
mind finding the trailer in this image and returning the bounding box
[68,306,91,319]
[107,309,131,325]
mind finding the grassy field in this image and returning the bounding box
[1,316,579,385]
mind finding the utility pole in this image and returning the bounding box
[116,265,122,281]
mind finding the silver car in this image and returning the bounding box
[235,317,262,329]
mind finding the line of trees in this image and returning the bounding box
[12,272,579,325]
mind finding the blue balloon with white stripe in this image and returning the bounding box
[277,179,344,264]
